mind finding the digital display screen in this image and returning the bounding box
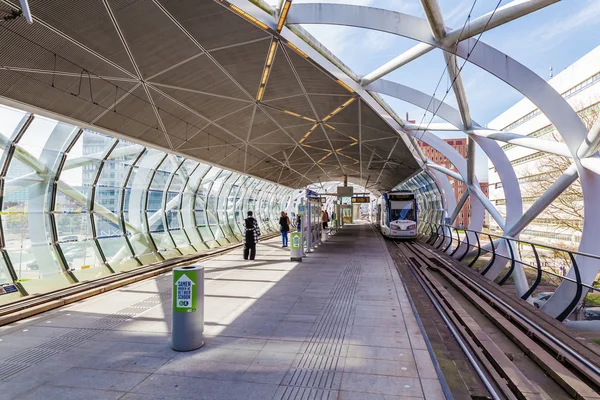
[352,197,370,203]
[388,193,414,201]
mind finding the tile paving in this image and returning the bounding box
[0,222,445,399]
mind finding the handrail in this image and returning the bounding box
[497,238,515,285]
[423,222,600,322]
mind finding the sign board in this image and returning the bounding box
[291,232,301,250]
[173,270,197,313]
[320,197,326,203]
[297,204,306,216]
[352,197,370,203]
[0,284,18,295]
[388,193,415,201]
[337,186,353,196]
[306,189,320,199]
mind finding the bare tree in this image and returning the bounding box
[522,99,599,236]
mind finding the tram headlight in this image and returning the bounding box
[408,224,416,230]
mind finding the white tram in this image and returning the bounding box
[374,191,418,239]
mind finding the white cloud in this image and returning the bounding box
[497,0,600,55]
[533,0,600,45]
[442,0,475,27]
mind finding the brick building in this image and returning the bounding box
[419,139,489,228]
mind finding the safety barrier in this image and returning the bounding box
[423,223,600,322]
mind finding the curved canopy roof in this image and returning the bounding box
[0,0,423,194]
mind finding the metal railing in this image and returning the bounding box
[422,222,600,322]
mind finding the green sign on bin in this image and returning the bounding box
[291,232,301,250]
[173,270,197,313]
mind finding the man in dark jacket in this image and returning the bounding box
[243,211,260,260]
[279,211,290,247]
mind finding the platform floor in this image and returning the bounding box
[0,222,445,399]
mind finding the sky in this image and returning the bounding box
[266,0,600,181]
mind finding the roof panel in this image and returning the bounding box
[154,85,250,121]
[0,0,421,191]
[248,108,284,141]
[0,17,133,79]
[307,95,353,121]
[150,54,248,100]
[263,46,306,101]
[262,96,317,124]
[27,0,136,75]
[216,105,257,141]
[286,48,350,96]
[156,0,269,51]
[108,0,201,78]
[210,39,271,97]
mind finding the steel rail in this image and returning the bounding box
[394,244,502,400]
[413,241,600,379]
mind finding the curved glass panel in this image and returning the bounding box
[126,149,164,264]
[169,159,197,255]
[396,171,444,231]
[56,130,113,281]
[198,167,220,248]
[0,104,292,305]
[218,172,239,243]
[211,170,231,245]
[96,139,143,272]
[184,163,210,250]
[148,156,180,259]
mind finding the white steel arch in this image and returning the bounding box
[281,2,600,316]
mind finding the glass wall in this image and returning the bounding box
[0,104,293,305]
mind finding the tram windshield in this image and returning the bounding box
[390,200,415,221]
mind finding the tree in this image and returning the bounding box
[522,99,599,240]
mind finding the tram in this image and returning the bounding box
[375,191,418,239]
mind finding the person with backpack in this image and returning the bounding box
[243,211,260,260]
[279,211,290,247]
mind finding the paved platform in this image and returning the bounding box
[0,222,445,399]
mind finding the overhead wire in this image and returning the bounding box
[416,0,505,140]
[413,0,480,140]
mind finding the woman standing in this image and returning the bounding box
[243,211,260,260]
[321,209,329,229]
[279,211,290,247]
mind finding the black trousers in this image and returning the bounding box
[244,244,256,260]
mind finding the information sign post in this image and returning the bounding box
[171,265,204,351]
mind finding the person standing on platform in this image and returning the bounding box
[322,209,329,229]
[279,211,290,247]
[243,211,260,260]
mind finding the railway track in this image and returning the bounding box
[389,239,600,400]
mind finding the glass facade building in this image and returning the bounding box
[0,105,292,305]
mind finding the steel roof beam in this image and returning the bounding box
[425,161,463,182]
[578,117,600,158]
[405,122,461,131]
[449,190,469,224]
[469,128,572,157]
[505,164,579,237]
[358,0,558,86]
[443,0,560,46]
